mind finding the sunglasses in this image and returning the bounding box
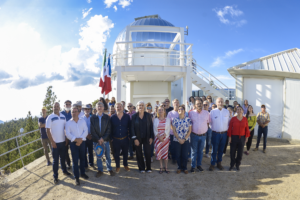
[203,104,208,106]
[147,107,152,109]
[127,106,132,107]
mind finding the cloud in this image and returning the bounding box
[87,0,92,3]
[213,5,247,27]
[0,70,12,79]
[74,17,78,23]
[113,5,117,11]
[0,80,12,85]
[10,73,64,89]
[211,48,243,67]
[82,8,93,19]
[104,0,118,8]
[119,0,132,8]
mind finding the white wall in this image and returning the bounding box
[244,78,283,138]
[283,78,300,141]
[171,78,183,104]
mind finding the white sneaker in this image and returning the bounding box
[146,170,152,173]
[140,170,145,173]
[222,153,225,157]
[205,154,210,158]
[151,158,153,163]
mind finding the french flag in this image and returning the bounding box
[99,53,112,95]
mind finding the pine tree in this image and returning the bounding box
[42,86,59,115]
[24,111,35,133]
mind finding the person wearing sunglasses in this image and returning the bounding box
[126,102,136,160]
[207,95,214,108]
[203,100,212,158]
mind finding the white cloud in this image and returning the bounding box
[104,0,118,8]
[119,0,132,8]
[113,5,117,11]
[82,7,93,19]
[87,0,92,3]
[213,5,247,27]
[211,48,243,67]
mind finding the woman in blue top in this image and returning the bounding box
[108,97,116,107]
[171,105,192,174]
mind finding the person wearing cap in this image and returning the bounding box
[91,102,115,177]
[253,104,270,153]
[66,106,89,185]
[110,102,131,173]
[209,97,230,171]
[82,104,96,170]
[38,107,52,166]
[46,102,71,184]
[61,100,72,169]
[75,101,84,118]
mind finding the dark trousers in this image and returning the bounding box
[169,135,176,161]
[223,136,229,154]
[65,139,71,166]
[256,126,268,149]
[135,138,151,171]
[174,141,189,171]
[230,135,245,168]
[70,141,86,179]
[144,141,154,157]
[113,138,129,168]
[52,141,67,179]
[85,139,94,167]
[128,138,134,157]
[246,127,254,151]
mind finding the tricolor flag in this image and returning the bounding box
[99,50,112,95]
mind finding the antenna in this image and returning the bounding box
[185,26,189,36]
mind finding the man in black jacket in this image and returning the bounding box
[131,101,154,173]
[91,102,115,177]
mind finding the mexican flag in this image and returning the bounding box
[99,49,112,95]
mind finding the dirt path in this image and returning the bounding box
[1,138,300,200]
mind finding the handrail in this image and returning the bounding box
[0,129,44,171]
[115,41,193,46]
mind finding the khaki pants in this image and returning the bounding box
[42,138,52,162]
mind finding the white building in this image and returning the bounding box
[228,48,300,141]
[110,15,230,107]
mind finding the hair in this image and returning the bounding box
[244,99,248,105]
[234,104,241,112]
[146,102,152,108]
[110,97,116,104]
[136,101,144,113]
[203,100,209,104]
[172,98,179,103]
[71,106,79,112]
[99,97,109,110]
[212,104,217,108]
[189,96,195,103]
[216,97,224,102]
[105,98,109,102]
[179,104,186,111]
[115,102,123,107]
[195,99,203,104]
[227,107,233,112]
[92,108,97,115]
[97,102,104,107]
[156,105,166,118]
[246,105,254,118]
[54,102,60,106]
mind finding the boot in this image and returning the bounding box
[217,162,224,170]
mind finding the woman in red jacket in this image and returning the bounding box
[227,106,250,171]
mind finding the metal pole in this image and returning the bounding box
[16,137,25,169]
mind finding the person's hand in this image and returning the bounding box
[87,134,92,140]
[134,139,140,146]
[245,137,248,143]
[65,139,69,146]
[178,139,184,144]
[76,138,83,146]
[149,138,153,145]
[52,142,57,148]
[228,137,231,143]
[158,136,164,143]
[98,138,104,145]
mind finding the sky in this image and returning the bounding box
[0,0,299,121]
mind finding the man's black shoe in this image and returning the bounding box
[63,171,72,176]
[75,178,80,186]
[236,166,240,171]
[191,168,195,173]
[229,166,234,171]
[54,178,58,184]
[197,166,204,172]
[81,174,89,180]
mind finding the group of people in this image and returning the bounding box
[38,95,270,185]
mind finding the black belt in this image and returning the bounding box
[192,132,206,136]
[212,131,227,134]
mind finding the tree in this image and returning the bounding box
[24,111,35,133]
[43,86,59,115]
[92,99,99,108]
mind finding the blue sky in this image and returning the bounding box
[0,0,299,121]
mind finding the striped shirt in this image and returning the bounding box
[257,112,270,126]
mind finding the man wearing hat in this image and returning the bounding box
[75,101,85,119]
[82,104,96,170]
[61,100,72,169]
[38,107,52,166]
[254,104,271,153]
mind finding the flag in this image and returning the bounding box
[99,50,112,95]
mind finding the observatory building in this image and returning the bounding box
[110,15,230,106]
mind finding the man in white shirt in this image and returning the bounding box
[66,106,89,185]
[209,97,230,171]
[76,101,85,119]
[46,102,71,184]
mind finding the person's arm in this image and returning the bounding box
[153,118,158,137]
[65,122,76,142]
[165,118,171,138]
[185,126,192,139]
[80,120,88,140]
[46,128,57,148]
[90,116,100,142]
[249,116,256,131]
[102,116,111,141]
[110,117,114,141]
[227,117,233,138]
[149,114,154,144]
[172,124,180,141]
[263,113,270,125]
[131,115,136,140]
[38,121,45,128]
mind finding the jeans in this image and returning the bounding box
[113,138,129,168]
[85,139,94,167]
[205,128,212,154]
[169,135,176,161]
[230,136,245,167]
[256,126,268,149]
[52,141,68,179]
[211,131,227,166]
[42,138,52,162]
[174,141,189,170]
[70,141,86,179]
[190,133,206,168]
[93,142,112,172]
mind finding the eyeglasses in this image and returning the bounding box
[203,104,208,106]
[127,106,132,107]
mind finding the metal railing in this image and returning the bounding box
[0,129,43,170]
[192,59,230,99]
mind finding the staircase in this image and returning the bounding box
[190,59,230,100]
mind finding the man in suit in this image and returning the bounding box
[91,102,115,177]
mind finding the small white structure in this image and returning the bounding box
[228,48,300,141]
[111,15,231,107]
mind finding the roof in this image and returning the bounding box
[228,48,300,78]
